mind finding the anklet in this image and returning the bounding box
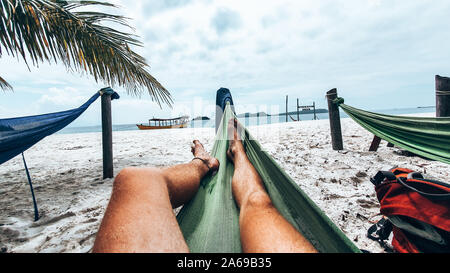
[192,157,211,172]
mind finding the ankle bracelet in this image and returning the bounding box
[192,157,211,172]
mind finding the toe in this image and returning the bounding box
[227,148,234,162]
[194,140,204,149]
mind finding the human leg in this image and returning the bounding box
[227,119,317,253]
[92,140,219,253]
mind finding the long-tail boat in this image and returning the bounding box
[136,116,189,130]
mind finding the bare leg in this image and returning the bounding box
[92,140,219,253]
[227,119,318,253]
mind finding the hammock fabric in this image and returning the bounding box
[176,103,361,253]
[334,98,450,165]
[0,88,119,221]
[0,88,119,165]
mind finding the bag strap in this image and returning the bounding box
[396,177,450,201]
[368,217,392,241]
[370,171,396,186]
[371,170,450,201]
[367,218,394,252]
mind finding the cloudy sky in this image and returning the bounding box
[1,0,449,126]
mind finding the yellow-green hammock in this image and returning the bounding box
[176,103,361,253]
[334,98,450,165]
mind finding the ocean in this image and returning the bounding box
[57,107,436,135]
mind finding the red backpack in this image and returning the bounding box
[367,168,450,253]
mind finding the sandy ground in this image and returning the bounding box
[0,113,448,253]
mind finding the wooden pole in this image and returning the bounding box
[313,101,317,120]
[101,92,114,179]
[326,88,343,150]
[436,75,450,117]
[215,88,234,133]
[297,98,300,121]
[369,136,382,152]
[286,95,288,122]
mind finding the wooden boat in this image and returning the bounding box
[136,116,189,130]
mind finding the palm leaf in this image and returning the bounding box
[0,0,172,106]
[0,75,12,90]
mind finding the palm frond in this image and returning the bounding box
[0,0,172,106]
[0,75,12,90]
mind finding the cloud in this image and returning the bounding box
[37,87,86,106]
[260,6,290,28]
[2,0,450,126]
[211,8,242,35]
[141,0,194,16]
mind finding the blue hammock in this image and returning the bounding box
[0,87,119,220]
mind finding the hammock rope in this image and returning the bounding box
[436,90,450,96]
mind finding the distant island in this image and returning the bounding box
[237,112,271,118]
[235,109,328,118]
[192,116,210,121]
[277,109,328,116]
[417,106,436,109]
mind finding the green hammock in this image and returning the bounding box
[176,103,361,253]
[334,98,450,165]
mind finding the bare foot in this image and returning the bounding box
[226,118,267,208]
[226,118,247,164]
[191,140,220,174]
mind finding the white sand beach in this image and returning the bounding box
[0,113,448,253]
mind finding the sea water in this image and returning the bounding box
[57,107,436,135]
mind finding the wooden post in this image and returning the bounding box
[369,135,382,151]
[101,91,114,179]
[326,88,343,150]
[297,98,300,121]
[286,95,288,122]
[436,75,450,117]
[215,87,234,133]
[313,101,317,120]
